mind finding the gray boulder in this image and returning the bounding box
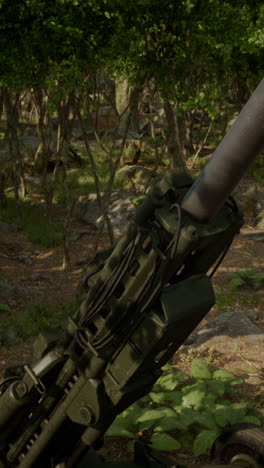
[185,311,264,351]
[117,165,160,193]
[0,221,18,233]
[0,282,40,299]
[72,191,137,235]
[3,328,23,346]
[233,182,264,225]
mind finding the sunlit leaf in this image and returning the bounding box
[193,429,219,456]
[150,433,181,451]
[191,359,212,380]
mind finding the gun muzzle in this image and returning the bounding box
[182,78,264,222]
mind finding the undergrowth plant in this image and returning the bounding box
[214,289,235,313]
[214,271,261,313]
[0,198,63,247]
[228,268,264,290]
[0,302,76,344]
[54,149,124,203]
[107,359,263,456]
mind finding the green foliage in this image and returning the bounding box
[150,433,181,451]
[0,303,11,312]
[229,268,264,290]
[215,280,261,313]
[247,154,264,181]
[191,358,212,380]
[0,198,63,247]
[131,195,146,207]
[215,289,235,313]
[193,429,219,457]
[106,360,263,456]
[0,301,76,344]
[54,156,124,203]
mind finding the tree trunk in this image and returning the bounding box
[56,94,74,270]
[163,100,187,171]
[32,89,52,198]
[115,79,131,130]
[76,100,115,248]
[2,88,26,204]
[0,171,7,209]
[181,111,194,159]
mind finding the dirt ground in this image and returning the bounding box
[0,217,263,467]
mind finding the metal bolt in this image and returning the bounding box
[80,406,92,423]
[15,382,28,399]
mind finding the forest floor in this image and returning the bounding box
[0,212,263,467]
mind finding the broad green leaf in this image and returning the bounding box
[106,422,134,438]
[152,383,162,393]
[193,412,218,431]
[193,429,219,456]
[178,408,198,427]
[117,403,142,430]
[161,407,178,418]
[150,433,181,451]
[229,277,245,289]
[137,408,166,430]
[191,359,212,380]
[202,391,218,410]
[206,380,225,397]
[158,371,189,391]
[214,405,233,427]
[154,417,186,432]
[182,383,207,410]
[212,369,243,385]
[139,394,151,404]
[137,408,163,422]
[214,403,247,427]
[149,392,168,404]
[150,390,182,406]
[161,363,172,371]
[177,431,193,448]
[182,389,206,410]
[213,404,231,427]
[229,403,248,424]
[242,415,262,426]
[132,195,146,206]
[166,391,182,406]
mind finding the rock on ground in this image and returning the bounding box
[184,311,264,352]
[0,281,40,299]
[233,182,264,226]
[117,165,160,193]
[72,191,137,236]
[0,222,18,233]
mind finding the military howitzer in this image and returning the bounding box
[0,79,264,468]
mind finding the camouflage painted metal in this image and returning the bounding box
[0,79,263,468]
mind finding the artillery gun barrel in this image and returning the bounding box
[182,78,264,222]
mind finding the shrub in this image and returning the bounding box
[0,301,76,344]
[0,198,63,247]
[107,360,263,456]
[229,268,264,290]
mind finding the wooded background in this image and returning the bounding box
[0,0,263,256]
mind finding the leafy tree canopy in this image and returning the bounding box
[0,0,263,109]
